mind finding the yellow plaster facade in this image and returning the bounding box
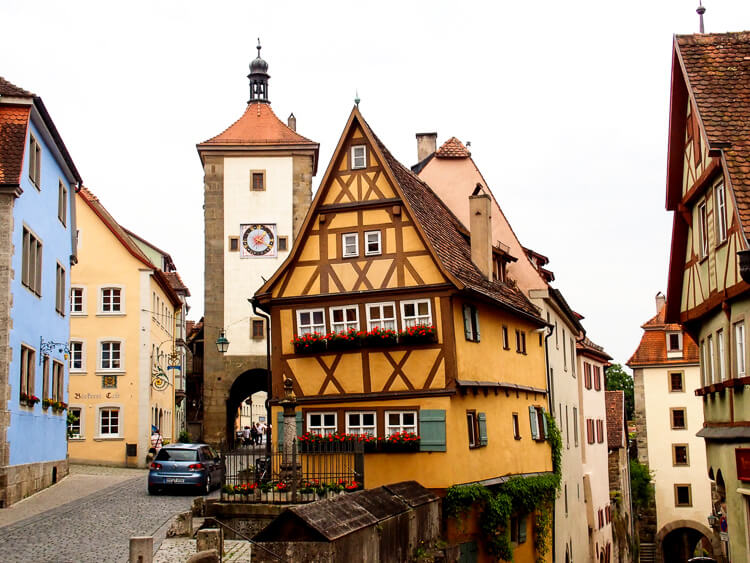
[68,190,181,467]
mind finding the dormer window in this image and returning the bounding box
[667,331,683,357]
[493,256,506,282]
[351,145,367,169]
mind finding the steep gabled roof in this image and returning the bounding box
[78,187,182,307]
[435,136,471,158]
[0,105,31,186]
[256,107,542,324]
[627,302,699,367]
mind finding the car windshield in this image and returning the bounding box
[155,448,199,462]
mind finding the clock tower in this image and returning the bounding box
[196,45,319,445]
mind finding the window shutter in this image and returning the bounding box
[463,305,473,340]
[518,515,528,543]
[478,412,488,446]
[419,409,446,451]
[296,412,303,438]
[529,406,539,440]
[541,408,548,439]
[277,411,284,446]
[473,308,481,341]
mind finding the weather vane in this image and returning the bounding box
[355,90,360,108]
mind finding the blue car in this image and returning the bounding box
[148,443,224,495]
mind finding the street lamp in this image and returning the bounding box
[216,330,229,354]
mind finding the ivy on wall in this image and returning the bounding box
[445,412,562,562]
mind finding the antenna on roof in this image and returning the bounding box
[697,1,706,34]
[354,90,360,108]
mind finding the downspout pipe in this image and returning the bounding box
[543,322,556,562]
[250,297,272,459]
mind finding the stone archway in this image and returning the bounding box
[656,520,721,563]
[225,368,268,448]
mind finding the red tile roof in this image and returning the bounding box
[676,32,750,239]
[627,303,699,366]
[0,77,34,98]
[164,271,190,296]
[605,390,625,449]
[576,335,612,361]
[435,136,471,158]
[372,131,542,322]
[0,105,30,185]
[199,102,317,147]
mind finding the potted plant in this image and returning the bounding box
[380,430,420,452]
[399,324,437,345]
[42,398,51,410]
[362,327,398,348]
[292,332,327,354]
[344,480,361,492]
[326,328,361,352]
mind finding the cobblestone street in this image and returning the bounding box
[0,465,197,562]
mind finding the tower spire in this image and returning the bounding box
[697,1,706,34]
[248,38,270,104]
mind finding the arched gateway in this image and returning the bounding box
[225,369,268,448]
[656,520,721,562]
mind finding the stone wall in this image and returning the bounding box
[291,155,313,238]
[0,457,68,507]
[0,191,16,501]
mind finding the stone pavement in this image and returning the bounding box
[154,539,251,562]
[0,464,196,562]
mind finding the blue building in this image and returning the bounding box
[0,77,81,506]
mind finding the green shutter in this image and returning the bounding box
[296,412,303,438]
[473,308,481,341]
[541,408,548,440]
[478,412,488,446]
[529,406,539,440]
[463,305,473,340]
[518,515,528,543]
[419,409,446,452]
[277,411,284,446]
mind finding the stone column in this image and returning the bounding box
[279,378,297,464]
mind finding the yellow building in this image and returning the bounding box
[68,187,186,467]
[256,108,554,561]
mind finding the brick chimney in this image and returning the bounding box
[288,113,297,132]
[416,132,437,162]
[655,291,666,314]
[469,184,492,280]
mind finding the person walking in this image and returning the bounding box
[242,425,251,447]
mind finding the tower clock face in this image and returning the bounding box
[241,224,276,257]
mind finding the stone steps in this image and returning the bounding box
[640,542,656,563]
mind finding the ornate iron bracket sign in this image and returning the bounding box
[39,337,71,365]
[151,366,170,391]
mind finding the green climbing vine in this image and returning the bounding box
[445,411,562,562]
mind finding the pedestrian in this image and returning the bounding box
[150,427,163,455]
[254,422,262,445]
[250,424,259,446]
[242,425,251,447]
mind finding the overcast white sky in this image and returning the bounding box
[4,1,750,368]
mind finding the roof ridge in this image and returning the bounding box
[0,76,34,98]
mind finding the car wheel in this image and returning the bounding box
[148,485,159,495]
[204,474,211,495]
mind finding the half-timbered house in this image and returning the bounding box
[664,32,750,563]
[256,107,554,561]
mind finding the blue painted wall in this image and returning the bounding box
[7,118,73,466]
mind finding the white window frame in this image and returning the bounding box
[351,145,367,169]
[307,412,337,436]
[364,230,382,256]
[666,331,683,357]
[718,329,726,382]
[70,285,87,315]
[29,133,41,188]
[716,182,727,244]
[58,179,68,227]
[736,321,746,377]
[97,405,122,438]
[345,411,376,437]
[69,339,86,373]
[98,339,125,373]
[68,405,84,439]
[330,305,359,333]
[55,262,66,316]
[342,233,359,258]
[699,202,709,258]
[366,302,397,331]
[99,285,125,315]
[296,308,326,336]
[400,299,432,328]
[707,334,715,385]
[385,410,417,436]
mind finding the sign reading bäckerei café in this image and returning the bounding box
[736,448,750,482]
[73,392,120,400]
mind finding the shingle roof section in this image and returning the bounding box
[627,303,699,366]
[199,102,317,146]
[605,390,625,449]
[164,271,190,296]
[372,133,541,321]
[0,105,30,185]
[576,335,612,361]
[677,32,750,238]
[0,77,34,98]
[435,136,471,158]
